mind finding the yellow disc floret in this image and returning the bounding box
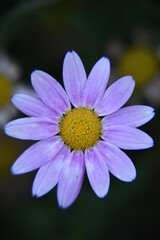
[118,46,158,88]
[0,75,12,107]
[59,107,102,151]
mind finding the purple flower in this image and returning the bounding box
[4,51,154,208]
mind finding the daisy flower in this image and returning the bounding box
[119,46,158,88]
[0,52,20,127]
[0,52,34,127]
[4,51,154,208]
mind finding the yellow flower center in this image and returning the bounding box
[59,107,102,151]
[0,75,12,107]
[118,46,158,88]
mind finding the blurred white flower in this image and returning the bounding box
[0,52,34,127]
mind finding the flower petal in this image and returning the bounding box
[31,70,71,115]
[95,76,135,116]
[83,57,110,109]
[98,141,136,181]
[12,94,59,121]
[57,151,85,208]
[63,51,87,107]
[32,145,70,197]
[85,146,110,198]
[102,105,155,128]
[11,136,63,174]
[102,125,153,150]
[4,117,59,140]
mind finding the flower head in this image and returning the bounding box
[4,51,154,208]
[0,52,34,127]
[118,46,158,88]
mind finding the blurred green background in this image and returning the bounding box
[0,0,159,239]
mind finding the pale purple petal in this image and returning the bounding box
[4,117,59,140]
[31,70,71,115]
[83,57,110,109]
[85,146,110,198]
[95,76,135,116]
[32,146,70,197]
[12,94,59,122]
[57,151,85,208]
[98,141,136,181]
[63,51,87,107]
[102,105,155,129]
[11,136,63,174]
[102,125,153,150]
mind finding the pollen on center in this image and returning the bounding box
[59,107,102,151]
